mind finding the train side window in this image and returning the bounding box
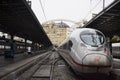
[69,40,73,47]
[68,40,73,50]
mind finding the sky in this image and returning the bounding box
[31,0,114,24]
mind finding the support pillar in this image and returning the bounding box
[4,35,15,58]
[109,36,113,55]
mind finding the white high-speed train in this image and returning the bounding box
[58,28,113,75]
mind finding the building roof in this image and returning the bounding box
[55,22,69,28]
[83,0,120,37]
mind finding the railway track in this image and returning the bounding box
[0,51,58,80]
[0,51,120,80]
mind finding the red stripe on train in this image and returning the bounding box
[59,49,111,68]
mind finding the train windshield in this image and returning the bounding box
[80,30,104,46]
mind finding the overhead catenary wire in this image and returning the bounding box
[38,0,47,21]
[83,0,102,20]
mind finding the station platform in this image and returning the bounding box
[0,50,46,67]
[0,51,48,79]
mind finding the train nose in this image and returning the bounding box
[82,54,111,66]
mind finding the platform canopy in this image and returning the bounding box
[83,0,120,37]
[0,0,52,47]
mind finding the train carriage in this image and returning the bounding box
[58,28,113,75]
